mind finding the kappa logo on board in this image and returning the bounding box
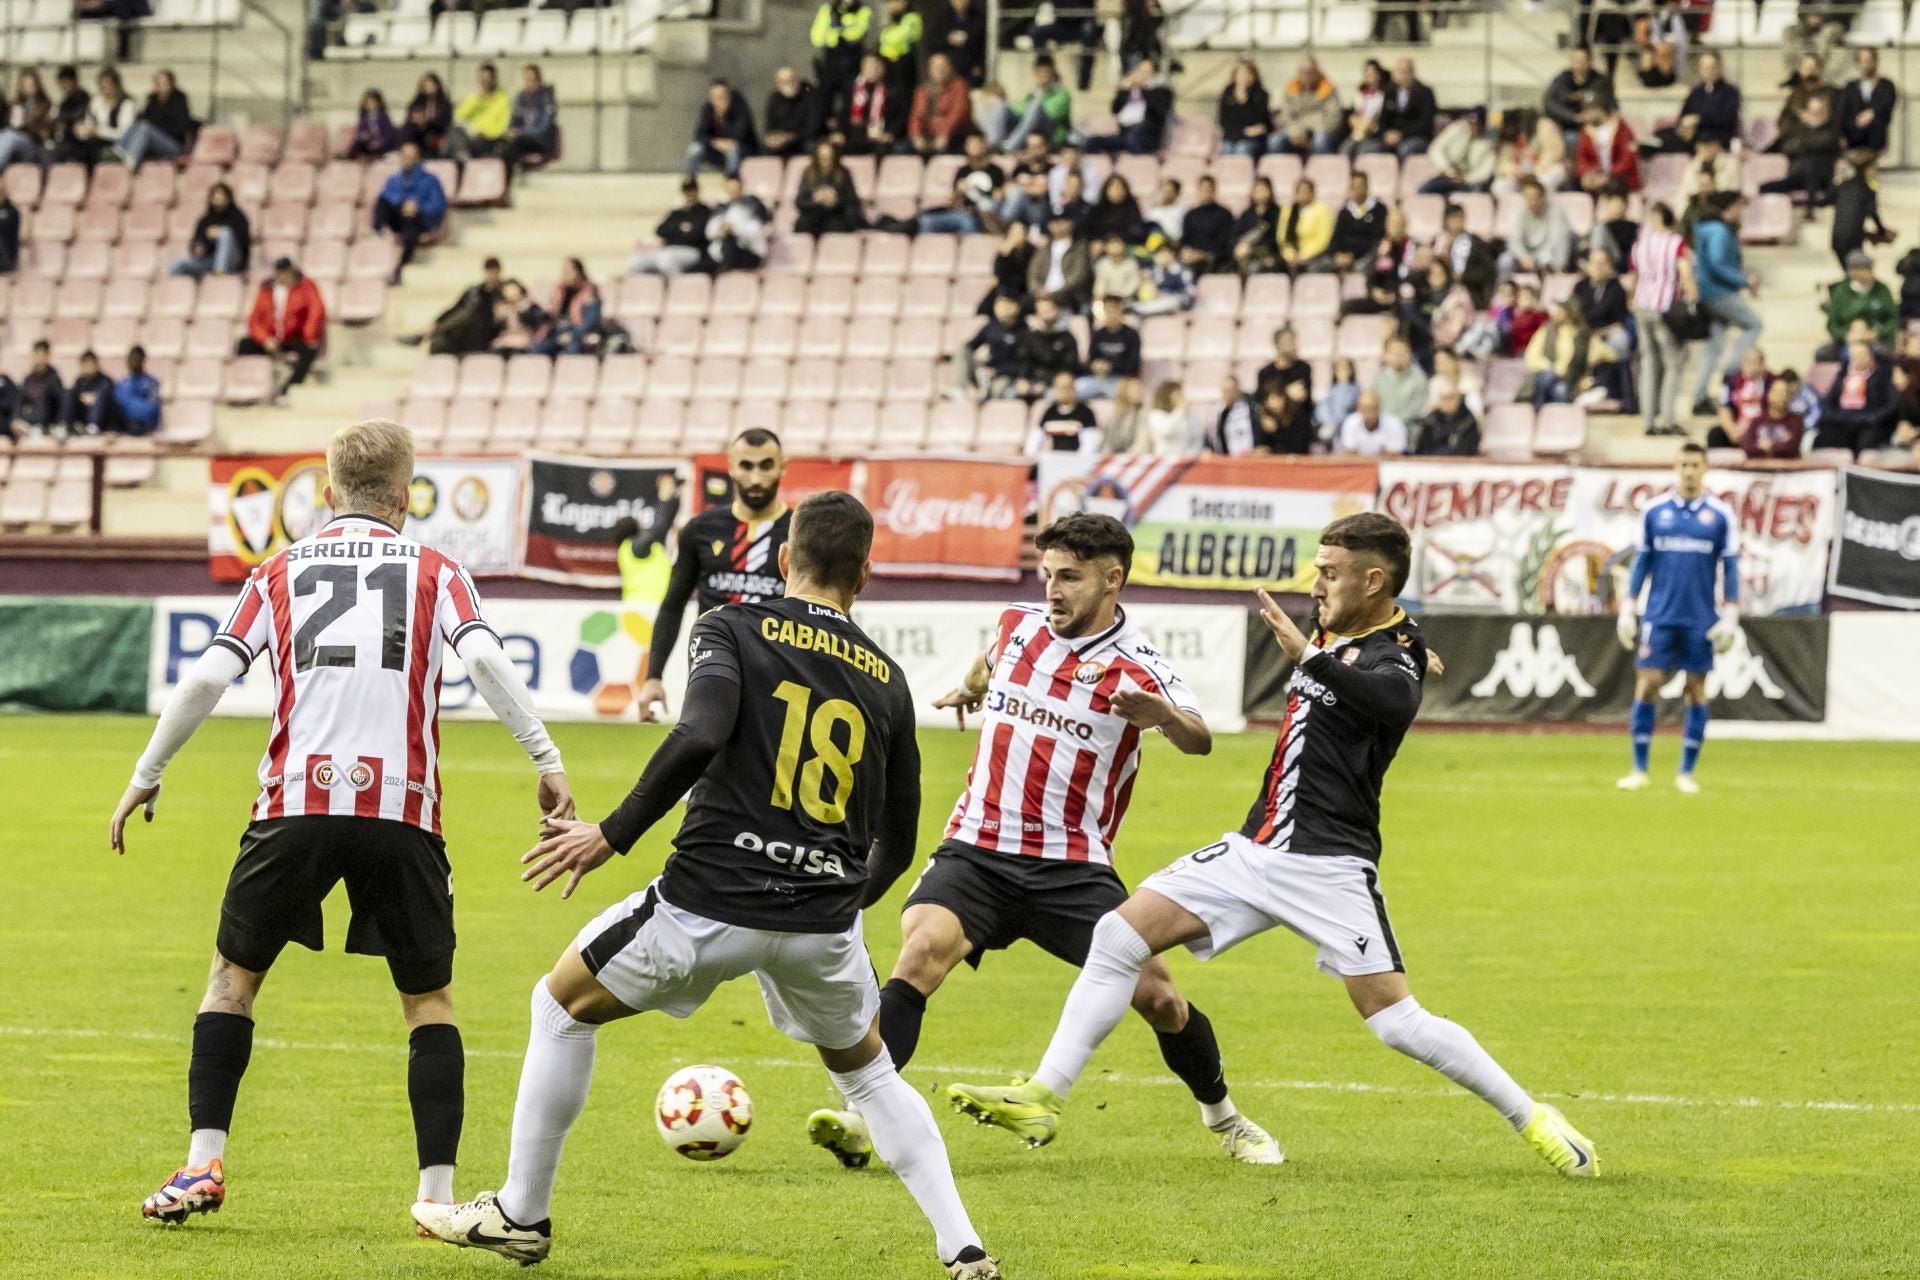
[1470,624,1597,699]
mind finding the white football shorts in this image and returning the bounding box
[1141,832,1404,977]
[572,879,880,1051]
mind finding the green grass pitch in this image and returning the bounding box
[5,716,1916,1279]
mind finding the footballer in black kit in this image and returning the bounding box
[639,427,791,720]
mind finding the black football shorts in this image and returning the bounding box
[216,815,456,994]
[903,838,1130,969]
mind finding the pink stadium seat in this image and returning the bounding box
[113,239,161,280]
[900,280,951,319]
[1293,318,1335,361]
[883,360,935,402]
[311,200,357,242]
[748,315,797,358]
[1482,404,1535,460]
[184,320,232,360]
[49,316,92,359]
[739,156,783,205]
[226,163,270,210]
[1484,358,1527,404]
[1186,317,1239,360]
[55,280,103,320]
[861,232,911,279]
[955,235,997,278]
[136,319,186,362]
[927,399,975,451]
[1233,323,1275,361]
[283,120,329,168]
[788,359,838,400]
[908,235,958,279]
[319,161,363,206]
[701,315,751,359]
[275,162,318,207]
[501,355,552,401]
[541,398,592,448]
[627,399,680,452]
[654,315,704,357]
[456,158,509,207]
[797,315,846,359]
[1139,314,1188,360]
[66,240,111,282]
[125,161,174,209]
[843,154,878,200]
[90,316,138,360]
[813,233,862,277]
[616,274,665,321]
[893,318,943,361]
[151,397,212,447]
[972,401,1027,453]
[598,354,648,400]
[197,275,245,322]
[845,317,894,358]
[876,155,924,202]
[237,124,282,167]
[1291,274,1340,321]
[1114,154,1158,198]
[122,204,171,245]
[5,164,45,209]
[174,356,223,403]
[806,276,855,318]
[540,354,593,402]
[1166,116,1215,158]
[1457,192,1496,240]
[338,277,386,324]
[456,354,506,400]
[1403,194,1444,242]
[875,399,930,451]
[443,397,495,446]
[664,273,712,317]
[1741,195,1795,244]
[1193,274,1242,319]
[738,356,790,402]
[303,237,349,281]
[102,278,149,321]
[411,354,459,400]
[1304,155,1350,199]
[29,203,76,244]
[12,277,54,321]
[1257,152,1303,194]
[765,234,813,276]
[757,275,806,318]
[488,405,540,450]
[1554,192,1594,236]
[1336,313,1390,359]
[646,356,696,401]
[853,278,905,319]
[1532,404,1587,456]
[827,401,879,453]
[708,274,758,317]
[1241,273,1291,323]
[347,238,397,281]
[1211,154,1255,205]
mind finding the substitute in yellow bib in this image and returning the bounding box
[613,516,673,607]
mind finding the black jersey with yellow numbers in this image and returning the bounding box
[644,506,792,679]
[658,594,920,932]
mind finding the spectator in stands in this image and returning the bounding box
[909,53,973,155]
[503,65,559,174]
[1275,177,1333,275]
[686,79,757,178]
[403,72,453,155]
[1816,337,1897,452]
[1710,345,1771,442]
[1048,140,1097,206]
[1179,175,1235,274]
[878,0,924,93]
[1056,171,1091,229]
[1893,362,1920,456]
[60,350,115,437]
[959,292,1026,399]
[1315,357,1361,437]
[980,220,1033,312]
[170,182,252,279]
[13,341,63,437]
[1206,375,1259,455]
[448,63,511,162]
[1492,108,1568,198]
[1359,58,1435,161]
[372,141,447,285]
[1341,59,1388,159]
[1101,377,1149,451]
[1714,374,1804,457]
[1030,371,1100,453]
[1689,193,1760,413]
[1501,177,1574,277]
[1572,246,1632,359]
[1524,298,1609,408]
[791,139,860,236]
[491,279,540,353]
[1656,51,1741,153]
[1783,52,1840,133]
[1133,239,1194,315]
[529,258,601,356]
[0,68,53,172]
[833,54,906,156]
[1840,46,1897,157]
[1258,384,1315,454]
[1325,172,1385,274]
[1631,201,1692,437]
[1078,295,1141,399]
[411,256,505,354]
[1781,10,1841,89]
[1010,55,1073,149]
[1028,210,1093,311]
[1081,59,1172,156]
[113,345,161,436]
[916,144,1002,234]
[1431,347,1486,413]
[1435,201,1497,306]
[1272,57,1343,157]
[1421,108,1495,195]
[1414,378,1481,455]
[1632,0,1688,89]
[51,65,88,151]
[347,89,400,160]
[1763,90,1840,206]
[1216,57,1272,157]
[1506,281,1549,355]
[1830,150,1890,269]
[55,67,133,168]
[118,69,194,169]
[1337,390,1408,456]
[1427,259,1481,353]
[1017,293,1081,395]
[997,132,1051,227]
[1343,208,1416,317]
[1544,46,1615,144]
[1090,235,1141,301]
[240,258,326,396]
[1256,326,1311,402]
[1679,164,1722,243]
[924,0,989,88]
[707,173,771,272]
[762,66,822,159]
[1144,177,1186,242]
[0,188,17,274]
[1575,103,1640,193]
[628,178,711,276]
[1370,335,1429,425]
[977,79,1018,151]
[1144,379,1193,452]
[1232,176,1283,276]
[1680,135,1738,200]
[1084,175,1143,244]
[810,0,871,111]
[1822,250,1898,359]
[1896,239,1920,322]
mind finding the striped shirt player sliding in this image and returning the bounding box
[109,419,571,1229]
[947,513,1600,1179]
[1615,442,1741,794]
[807,513,1282,1171]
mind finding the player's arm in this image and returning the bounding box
[1618,508,1655,650]
[1254,589,1421,728]
[110,643,249,853]
[639,521,702,721]
[521,617,741,898]
[1708,513,1742,652]
[453,627,571,819]
[930,648,992,726]
[861,714,924,908]
[1110,688,1211,755]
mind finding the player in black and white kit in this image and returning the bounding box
[949,514,1600,1180]
[412,492,1005,1280]
[636,426,790,722]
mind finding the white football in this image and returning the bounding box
[655,1064,754,1160]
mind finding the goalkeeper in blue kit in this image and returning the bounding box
[1615,443,1741,794]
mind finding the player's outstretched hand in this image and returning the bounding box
[1254,588,1309,661]
[636,677,669,723]
[1615,607,1638,652]
[1111,688,1175,729]
[1425,649,1446,678]
[538,770,576,822]
[522,817,614,899]
[932,685,986,729]
[109,782,161,855]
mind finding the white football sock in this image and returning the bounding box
[1033,913,1153,1098]
[1366,996,1533,1130]
[1200,1095,1239,1128]
[186,1128,226,1167]
[831,1049,980,1264]
[417,1164,455,1203]
[498,979,598,1224]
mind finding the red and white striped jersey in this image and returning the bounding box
[945,604,1198,865]
[212,514,495,835]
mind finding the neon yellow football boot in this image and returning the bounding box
[945,1079,1064,1149]
[1521,1103,1599,1177]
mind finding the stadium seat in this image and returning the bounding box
[1336,314,1389,359]
[955,235,998,278]
[499,355,552,402]
[1291,274,1340,321]
[347,238,398,281]
[748,315,798,358]
[826,401,879,453]
[699,315,750,359]
[664,273,713,317]
[1193,274,1242,319]
[862,233,911,280]
[1532,404,1587,456]
[456,354,506,400]
[411,353,459,400]
[844,317,894,359]
[684,402,738,452]
[55,279,103,320]
[758,275,806,317]
[883,360,935,402]
[973,401,1027,453]
[1482,404,1535,460]
[853,279,907,319]
[708,274,759,317]
[806,277,856,319]
[765,235,814,275]
[893,318,944,362]
[1241,273,1291,324]
[813,233,862,277]
[457,159,508,207]
[444,397,495,447]
[789,359,839,400]
[29,203,76,244]
[874,400,931,451]
[737,356,790,402]
[1740,195,1795,244]
[925,399,974,452]
[48,316,91,359]
[227,356,279,405]
[540,397,591,447]
[909,235,959,280]
[338,277,387,325]
[593,353,645,401]
[654,314,705,357]
[4,164,45,211]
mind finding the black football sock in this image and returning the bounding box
[877,978,930,1071]
[1155,1002,1230,1107]
[188,1011,254,1140]
[408,1024,465,1179]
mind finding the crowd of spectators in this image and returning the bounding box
[1,340,163,442]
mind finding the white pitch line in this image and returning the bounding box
[5,1025,1917,1116]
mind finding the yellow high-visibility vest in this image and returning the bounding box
[618,538,672,605]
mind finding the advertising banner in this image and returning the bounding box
[864,457,1026,579]
[521,454,684,586]
[404,458,524,576]
[0,597,152,713]
[690,455,857,510]
[1036,455,1378,591]
[207,453,332,581]
[1828,467,1920,608]
[1245,612,1827,723]
[1378,463,1835,615]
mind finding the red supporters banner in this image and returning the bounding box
[207,453,332,581]
[864,457,1026,579]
